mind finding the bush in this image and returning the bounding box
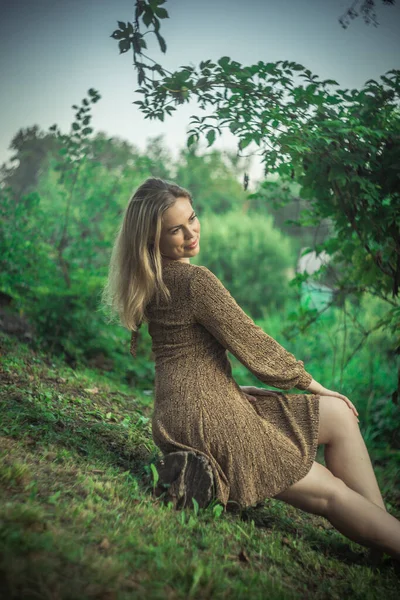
[192,209,297,318]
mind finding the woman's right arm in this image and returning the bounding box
[191,266,313,391]
[304,377,324,395]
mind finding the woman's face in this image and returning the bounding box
[159,196,200,263]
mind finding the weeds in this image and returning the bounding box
[0,330,399,599]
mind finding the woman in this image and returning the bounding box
[102,177,400,564]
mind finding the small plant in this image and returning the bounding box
[212,504,224,519]
[48,490,62,505]
[191,497,199,516]
[149,462,159,492]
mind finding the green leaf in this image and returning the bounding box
[111,30,124,40]
[149,0,164,8]
[150,463,159,487]
[155,32,166,53]
[119,39,131,54]
[179,69,193,81]
[142,8,153,27]
[154,6,169,18]
[229,121,240,134]
[292,63,305,71]
[192,497,199,516]
[48,490,62,504]
[187,133,198,147]
[239,136,252,150]
[218,56,231,70]
[206,129,216,146]
[200,60,213,69]
[197,77,208,88]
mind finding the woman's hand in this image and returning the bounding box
[240,386,272,401]
[241,384,360,422]
[306,379,359,421]
[240,386,257,402]
[320,387,359,419]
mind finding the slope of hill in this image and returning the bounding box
[1,331,399,599]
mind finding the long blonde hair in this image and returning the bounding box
[100,177,193,353]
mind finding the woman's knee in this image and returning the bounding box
[324,476,349,515]
[273,461,344,517]
[318,395,359,445]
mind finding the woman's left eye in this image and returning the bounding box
[172,214,197,234]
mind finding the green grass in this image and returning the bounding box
[0,331,399,599]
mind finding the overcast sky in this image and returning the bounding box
[1,0,399,184]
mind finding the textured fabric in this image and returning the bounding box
[139,260,320,510]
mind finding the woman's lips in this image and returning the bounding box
[186,238,198,249]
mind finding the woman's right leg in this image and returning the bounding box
[317,395,387,511]
[273,461,400,561]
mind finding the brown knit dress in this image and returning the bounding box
[134,260,320,510]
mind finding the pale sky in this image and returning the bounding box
[1,0,399,184]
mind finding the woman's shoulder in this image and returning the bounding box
[188,265,227,294]
[161,261,219,287]
[162,261,211,275]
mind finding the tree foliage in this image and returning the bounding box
[112,2,400,294]
[0,88,298,376]
[339,0,396,29]
[111,0,400,399]
[191,210,296,319]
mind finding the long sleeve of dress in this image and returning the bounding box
[190,266,313,391]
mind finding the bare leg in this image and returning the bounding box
[317,396,388,564]
[274,461,400,561]
[326,482,400,560]
[318,396,387,511]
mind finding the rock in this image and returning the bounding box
[153,451,215,510]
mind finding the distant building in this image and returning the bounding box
[297,248,334,311]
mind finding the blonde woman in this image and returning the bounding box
[102,177,400,565]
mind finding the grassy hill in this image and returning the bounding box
[1,330,399,599]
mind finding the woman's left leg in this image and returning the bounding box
[317,395,386,512]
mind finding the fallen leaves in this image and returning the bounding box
[99,537,111,551]
[238,548,251,563]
